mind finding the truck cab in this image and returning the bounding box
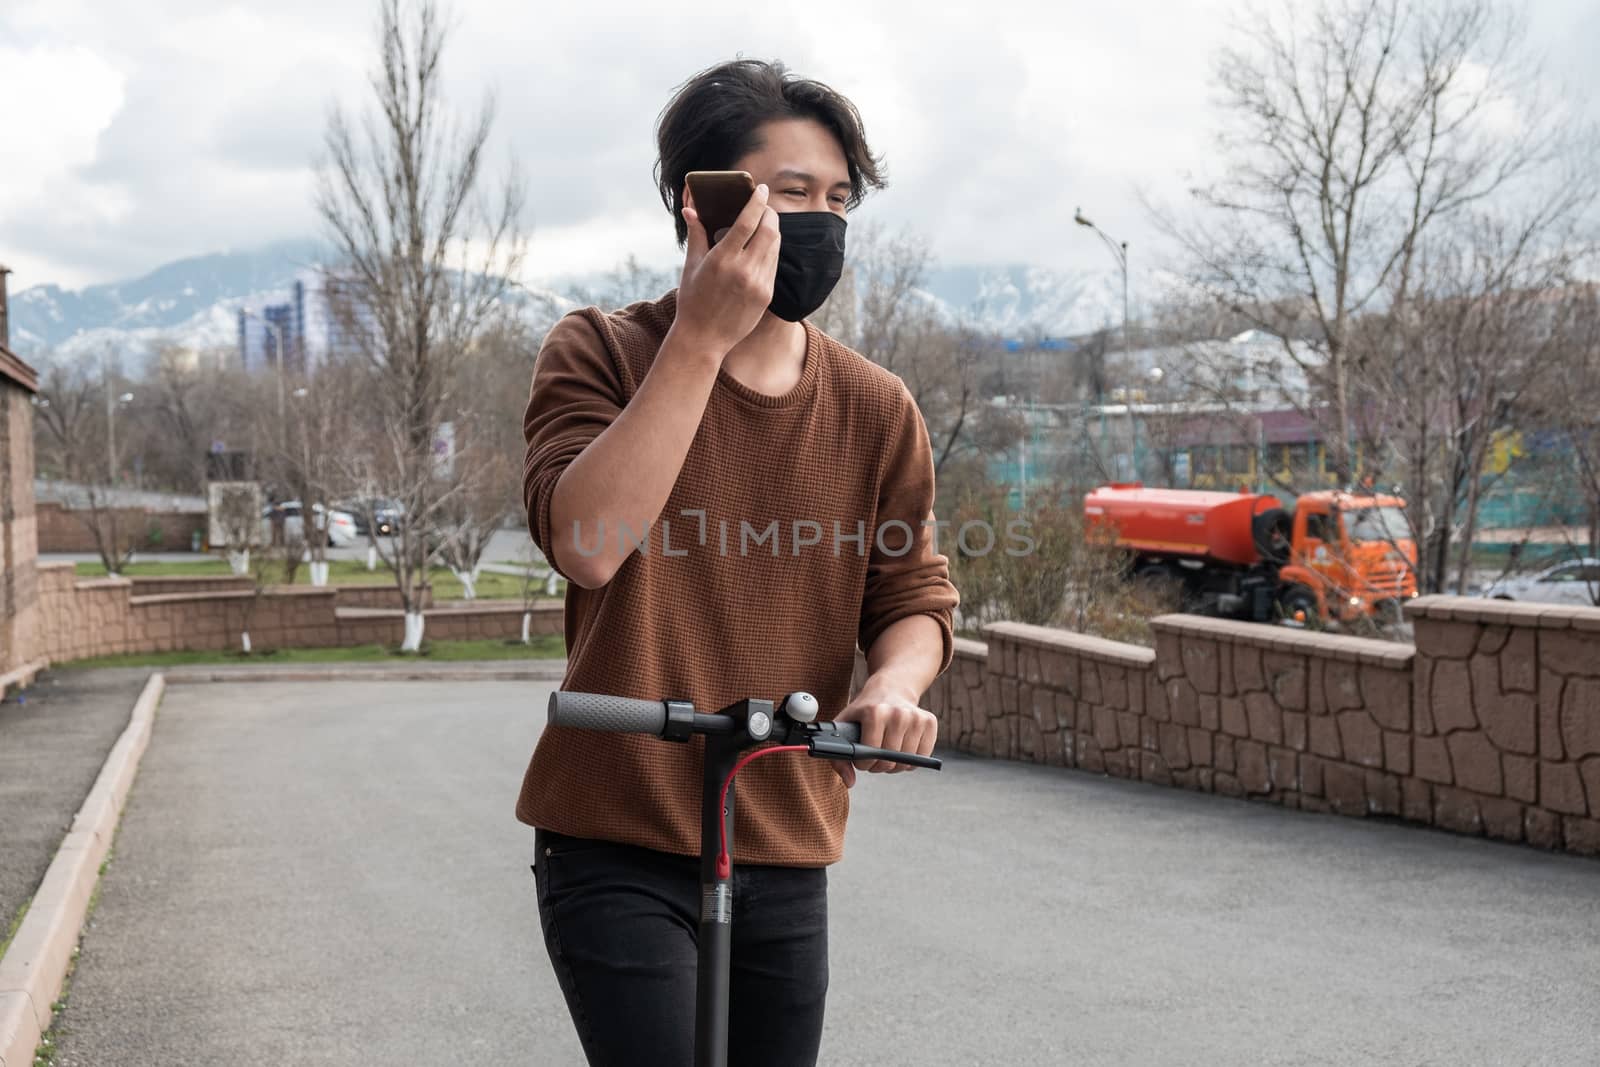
[1279,491,1419,623]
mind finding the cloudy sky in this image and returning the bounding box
[3,0,1597,293]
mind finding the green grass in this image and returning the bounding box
[74,560,232,577]
[52,634,567,670]
[1466,544,1593,569]
[71,559,560,600]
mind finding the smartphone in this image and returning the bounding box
[685,170,755,246]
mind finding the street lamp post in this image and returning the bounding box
[1019,395,1029,512]
[1074,207,1131,479]
[1074,207,1130,370]
[107,391,133,483]
[101,345,134,484]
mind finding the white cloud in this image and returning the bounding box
[0,41,128,284]
[3,0,1596,292]
[0,43,125,202]
[522,208,683,282]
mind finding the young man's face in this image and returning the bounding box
[731,118,851,218]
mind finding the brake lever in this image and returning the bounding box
[806,735,942,770]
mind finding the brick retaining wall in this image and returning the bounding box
[36,500,205,554]
[35,561,562,662]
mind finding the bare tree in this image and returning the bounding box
[231,531,314,655]
[1156,0,1566,484]
[315,0,527,649]
[33,361,101,481]
[813,223,985,475]
[428,439,518,598]
[571,255,677,312]
[1532,282,1600,602]
[33,359,141,574]
[1567,288,1600,589]
[259,360,361,585]
[514,539,558,644]
[141,342,243,495]
[945,480,1178,645]
[423,312,534,598]
[1378,207,1595,594]
[213,483,262,577]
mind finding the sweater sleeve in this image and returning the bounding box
[522,311,626,580]
[858,383,960,676]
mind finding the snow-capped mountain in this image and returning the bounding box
[8,241,1124,369]
[11,240,331,369]
[918,263,1126,339]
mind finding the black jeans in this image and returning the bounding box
[532,828,830,1067]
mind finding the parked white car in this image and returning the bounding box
[1482,558,1600,607]
[262,501,361,548]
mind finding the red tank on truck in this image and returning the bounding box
[1084,483,1420,626]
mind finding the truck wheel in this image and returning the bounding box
[1133,562,1178,587]
[1278,585,1319,628]
[1132,564,1184,608]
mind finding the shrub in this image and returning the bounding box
[944,481,1178,646]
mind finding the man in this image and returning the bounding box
[518,58,959,1066]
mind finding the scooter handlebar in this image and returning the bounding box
[547,691,667,735]
[546,694,937,766]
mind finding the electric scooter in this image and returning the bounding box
[546,689,941,1067]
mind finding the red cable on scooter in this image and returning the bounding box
[715,745,809,880]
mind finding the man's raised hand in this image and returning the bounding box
[674,182,781,357]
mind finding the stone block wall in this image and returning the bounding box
[37,565,130,663]
[907,597,1600,857]
[133,588,344,653]
[328,583,434,610]
[33,561,564,662]
[1143,615,1417,814]
[335,601,557,646]
[130,575,255,597]
[1407,597,1600,854]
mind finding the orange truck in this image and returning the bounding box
[1084,484,1420,625]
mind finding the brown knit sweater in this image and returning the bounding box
[514,290,958,867]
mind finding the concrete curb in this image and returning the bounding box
[0,672,166,1067]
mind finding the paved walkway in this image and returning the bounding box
[0,669,150,945]
[46,679,1600,1065]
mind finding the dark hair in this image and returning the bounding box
[654,59,886,246]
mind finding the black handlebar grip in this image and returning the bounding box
[548,691,667,735]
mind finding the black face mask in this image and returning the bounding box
[769,212,847,322]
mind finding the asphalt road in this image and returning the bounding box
[0,669,151,951]
[48,680,1600,1066]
